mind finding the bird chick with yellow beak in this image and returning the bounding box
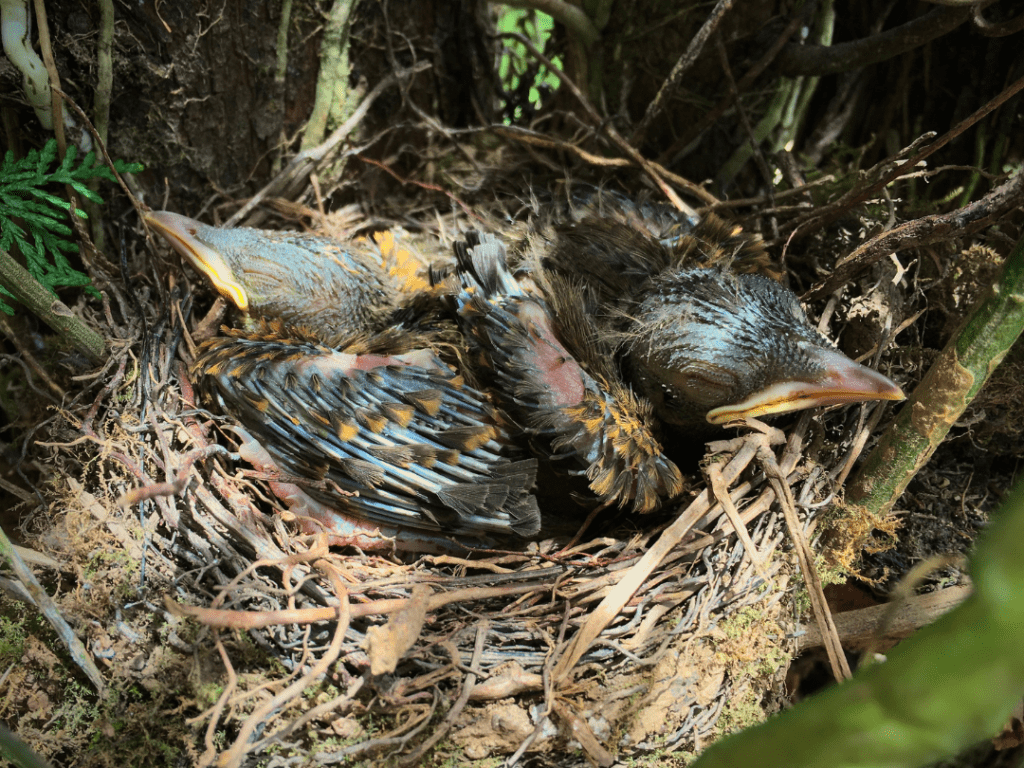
[145,210,541,548]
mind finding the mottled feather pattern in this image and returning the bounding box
[454,232,683,512]
[194,328,541,536]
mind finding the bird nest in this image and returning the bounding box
[11,182,915,768]
[12,78,1024,760]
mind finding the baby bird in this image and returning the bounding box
[530,190,905,431]
[147,192,904,543]
[451,190,903,514]
[145,211,541,543]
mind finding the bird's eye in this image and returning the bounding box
[675,365,737,407]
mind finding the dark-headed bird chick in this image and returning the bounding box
[532,197,905,433]
[145,211,540,546]
[453,193,903,515]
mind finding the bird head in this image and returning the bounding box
[144,210,397,343]
[145,211,254,310]
[627,267,905,430]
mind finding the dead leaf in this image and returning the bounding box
[364,585,432,675]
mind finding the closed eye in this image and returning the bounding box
[673,364,738,407]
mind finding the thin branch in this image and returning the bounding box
[501,31,716,210]
[656,13,805,165]
[786,70,1024,261]
[630,0,734,147]
[0,523,107,693]
[803,164,1024,300]
[760,440,851,681]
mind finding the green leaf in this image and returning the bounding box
[0,138,140,314]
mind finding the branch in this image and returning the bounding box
[498,0,600,47]
[0,249,105,362]
[847,231,1024,517]
[776,6,971,77]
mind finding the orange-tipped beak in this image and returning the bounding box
[706,346,904,425]
[144,210,250,311]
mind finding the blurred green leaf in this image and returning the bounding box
[495,6,561,123]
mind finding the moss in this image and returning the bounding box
[716,690,767,737]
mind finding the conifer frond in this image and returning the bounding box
[0,139,142,313]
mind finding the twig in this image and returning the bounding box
[787,70,1024,257]
[630,0,734,147]
[195,632,238,766]
[972,3,1024,36]
[54,89,148,230]
[759,440,851,681]
[116,444,230,507]
[796,584,971,651]
[492,124,628,166]
[714,34,775,206]
[708,462,769,582]
[555,498,612,555]
[357,156,484,223]
[804,159,1024,300]
[273,0,292,97]
[88,0,116,249]
[254,675,365,755]
[0,320,64,398]
[166,581,551,628]
[553,699,615,766]
[31,0,62,148]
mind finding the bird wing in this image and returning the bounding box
[455,232,683,513]
[195,326,540,537]
[523,187,782,311]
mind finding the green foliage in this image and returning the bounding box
[0,139,142,314]
[0,614,27,664]
[496,7,561,123]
